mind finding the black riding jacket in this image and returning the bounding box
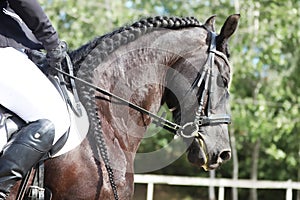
[0,0,59,50]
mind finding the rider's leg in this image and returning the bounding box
[0,47,70,198]
[0,119,55,199]
[0,47,70,143]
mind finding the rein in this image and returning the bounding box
[55,31,231,138]
[54,67,182,134]
[52,30,231,200]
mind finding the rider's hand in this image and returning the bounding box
[25,49,46,69]
[46,40,68,69]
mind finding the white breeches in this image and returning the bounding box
[0,47,70,143]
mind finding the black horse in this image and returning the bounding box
[5,14,239,199]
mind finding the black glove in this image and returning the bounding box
[25,49,47,69]
[46,40,68,70]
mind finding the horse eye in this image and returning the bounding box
[222,77,228,87]
[217,75,227,87]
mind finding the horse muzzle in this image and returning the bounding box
[184,122,231,170]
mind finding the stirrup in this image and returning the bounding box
[24,162,51,200]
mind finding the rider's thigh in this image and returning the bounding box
[0,47,70,143]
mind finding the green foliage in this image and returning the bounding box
[229,1,300,183]
[40,0,300,194]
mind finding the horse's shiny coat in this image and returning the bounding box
[9,14,239,200]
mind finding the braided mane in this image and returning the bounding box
[71,17,201,196]
[70,16,201,70]
[72,15,203,149]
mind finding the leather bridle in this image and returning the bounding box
[53,30,232,200]
[55,31,231,140]
[178,31,231,138]
[195,32,231,126]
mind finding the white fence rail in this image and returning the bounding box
[134,174,300,200]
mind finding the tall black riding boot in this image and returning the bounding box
[0,119,55,199]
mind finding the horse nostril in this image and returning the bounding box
[219,150,231,162]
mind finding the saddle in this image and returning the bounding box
[0,50,89,199]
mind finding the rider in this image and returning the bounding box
[0,0,70,198]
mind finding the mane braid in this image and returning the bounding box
[72,16,201,197]
[70,16,201,69]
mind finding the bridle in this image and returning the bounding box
[56,30,231,139]
[54,29,231,200]
[178,31,231,138]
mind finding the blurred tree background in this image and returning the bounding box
[40,0,300,199]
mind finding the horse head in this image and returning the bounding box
[164,14,240,170]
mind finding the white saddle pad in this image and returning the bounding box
[53,100,89,157]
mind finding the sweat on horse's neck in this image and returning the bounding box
[76,27,208,174]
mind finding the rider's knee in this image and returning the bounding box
[16,119,55,152]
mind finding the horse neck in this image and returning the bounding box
[94,28,205,151]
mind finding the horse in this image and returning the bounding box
[7,14,240,199]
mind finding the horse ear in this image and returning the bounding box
[204,15,217,32]
[216,14,240,54]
